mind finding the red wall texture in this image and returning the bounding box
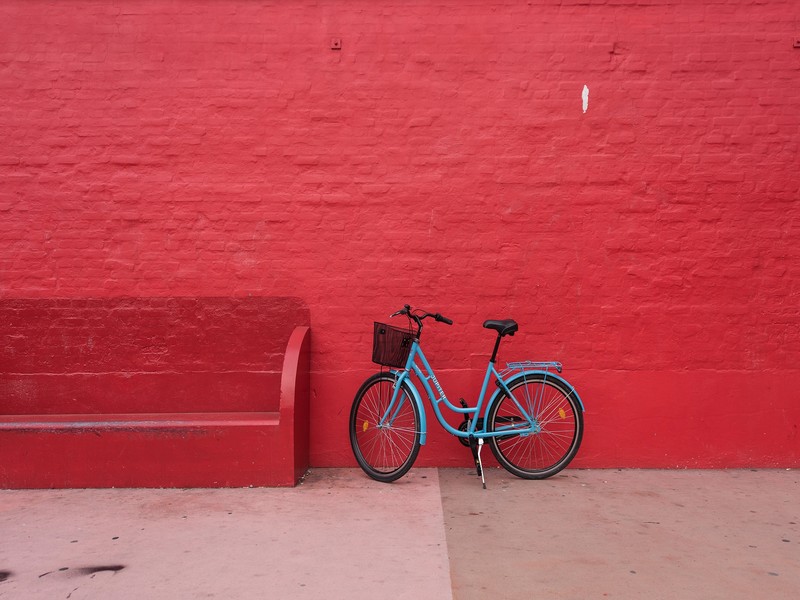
[1,1,798,469]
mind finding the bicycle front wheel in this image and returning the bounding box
[349,373,421,482]
[487,373,583,479]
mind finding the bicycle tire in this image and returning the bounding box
[349,372,421,482]
[487,373,583,479]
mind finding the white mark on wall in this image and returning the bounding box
[582,85,589,113]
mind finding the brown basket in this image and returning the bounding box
[372,322,415,368]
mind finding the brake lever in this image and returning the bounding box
[389,304,412,318]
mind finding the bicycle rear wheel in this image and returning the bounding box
[349,373,421,482]
[487,373,583,479]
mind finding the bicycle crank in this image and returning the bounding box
[456,419,483,446]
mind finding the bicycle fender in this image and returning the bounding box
[391,370,428,446]
[487,370,585,417]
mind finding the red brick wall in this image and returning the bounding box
[1,1,798,468]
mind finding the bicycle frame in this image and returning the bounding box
[379,337,582,446]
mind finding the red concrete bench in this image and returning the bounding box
[0,297,310,488]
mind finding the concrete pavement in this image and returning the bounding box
[1,468,797,599]
[440,468,799,599]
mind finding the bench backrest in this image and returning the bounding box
[1,297,310,415]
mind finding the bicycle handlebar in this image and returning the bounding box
[434,313,454,325]
[390,305,453,326]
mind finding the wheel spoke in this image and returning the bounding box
[350,376,421,480]
[489,376,582,479]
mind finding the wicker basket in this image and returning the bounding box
[372,322,415,368]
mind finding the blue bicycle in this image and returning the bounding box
[349,305,585,485]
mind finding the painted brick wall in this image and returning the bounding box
[1,1,798,468]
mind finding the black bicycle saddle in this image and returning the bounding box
[482,319,518,337]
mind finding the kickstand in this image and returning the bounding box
[468,435,487,490]
[477,438,486,489]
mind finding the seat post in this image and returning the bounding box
[490,334,503,363]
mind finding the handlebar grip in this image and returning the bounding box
[435,314,453,325]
